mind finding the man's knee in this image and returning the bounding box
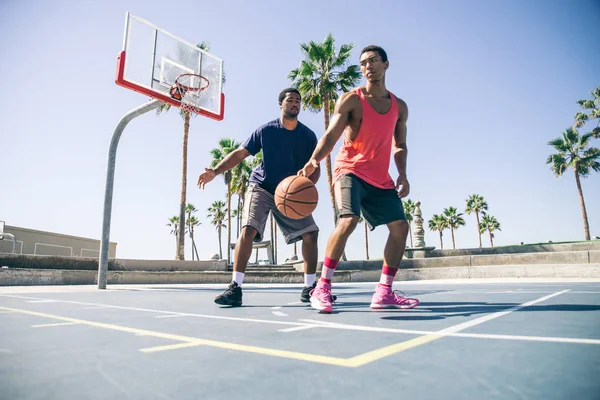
[388,220,409,238]
[240,226,258,242]
[337,215,360,234]
[301,230,318,244]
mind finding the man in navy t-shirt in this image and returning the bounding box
[197,88,322,306]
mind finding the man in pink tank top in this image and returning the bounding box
[299,45,419,313]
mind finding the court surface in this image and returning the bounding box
[1,279,599,400]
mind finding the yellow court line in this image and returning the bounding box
[0,305,350,367]
[347,334,442,367]
[0,289,570,368]
[31,322,79,328]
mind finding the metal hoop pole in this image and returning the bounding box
[98,99,163,289]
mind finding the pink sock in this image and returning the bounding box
[380,265,398,287]
[320,257,339,284]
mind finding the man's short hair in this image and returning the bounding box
[360,45,388,63]
[278,88,301,104]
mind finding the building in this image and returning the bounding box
[0,222,117,259]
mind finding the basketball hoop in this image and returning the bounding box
[170,73,210,114]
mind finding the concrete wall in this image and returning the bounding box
[411,241,600,258]
[0,254,227,272]
[0,225,117,258]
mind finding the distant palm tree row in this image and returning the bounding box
[426,195,501,250]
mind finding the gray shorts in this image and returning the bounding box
[242,183,319,244]
[335,174,406,230]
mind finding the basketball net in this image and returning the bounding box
[173,74,210,115]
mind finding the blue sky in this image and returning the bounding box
[1,0,599,261]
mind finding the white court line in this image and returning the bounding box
[26,300,57,303]
[3,290,597,346]
[272,311,288,317]
[279,325,318,333]
[80,306,108,310]
[154,314,187,319]
[0,294,309,328]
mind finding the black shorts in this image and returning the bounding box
[334,174,406,230]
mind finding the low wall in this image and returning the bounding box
[0,254,227,272]
[2,264,599,286]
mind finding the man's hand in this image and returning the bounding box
[396,175,410,198]
[197,168,216,189]
[298,159,319,179]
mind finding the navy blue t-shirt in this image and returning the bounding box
[243,119,318,194]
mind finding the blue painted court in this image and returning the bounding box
[1,280,599,399]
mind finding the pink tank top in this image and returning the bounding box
[333,88,398,189]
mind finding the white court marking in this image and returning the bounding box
[154,314,188,319]
[26,300,57,303]
[278,325,318,333]
[272,311,288,317]
[2,289,599,346]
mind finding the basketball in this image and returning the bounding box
[274,175,318,219]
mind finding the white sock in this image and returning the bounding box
[233,271,245,286]
[304,273,316,287]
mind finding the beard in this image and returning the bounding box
[284,109,299,119]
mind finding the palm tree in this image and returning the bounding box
[288,34,361,227]
[207,200,227,260]
[574,86,600,139]
[230,159,253,236]
[358,213,369,260]
[443,207,466,250]
[402,199,416,248]
[479,215,501,247]
[166,216,181,259]
[185,204,201,260]
[547,128,600,240]
[156,42,215,261]
[209,138,241,264]
[465,194,488,248]
[428,214,447,250]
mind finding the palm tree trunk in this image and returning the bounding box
[476,211,482,248]
[408,222,413,248]
[237,195,241,237]
[293,242,297,257]
[177,112,190,260]
[322,92,337,225]
[323,92,347,262]
[451,227,456,249]
[270,213,275,263]
[489,231,494,247]
[574,169,591,240]
[364,222,369,260]
[227,181,232,264]
[274,222,278,264]
[439,231,443,250]
[218,226,223,260]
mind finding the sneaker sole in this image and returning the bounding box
[214,299,242,307]
[310,300,333,313]
[370,300,420,310]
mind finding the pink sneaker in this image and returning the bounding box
[370,285,420,309]
[310,282,333,313]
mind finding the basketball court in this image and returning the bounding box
[1,280,599,399]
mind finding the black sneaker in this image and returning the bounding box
[215,281,242,307]
[300,282,336,303]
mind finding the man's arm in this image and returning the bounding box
[197,146,250,189]
[299,92,356,177]
[393,98,410,197]
[213,146,250,175]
